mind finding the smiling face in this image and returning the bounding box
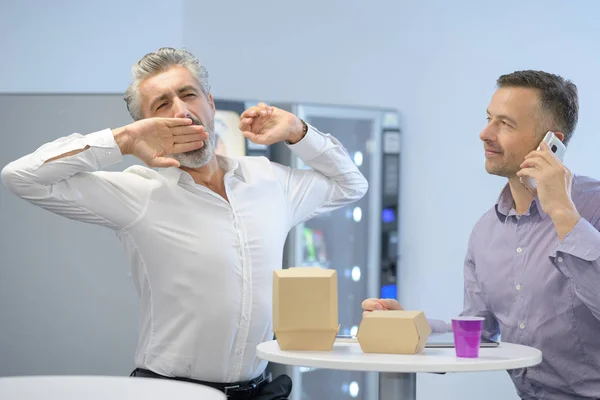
[139,65,217,168]
[479,86,548,178]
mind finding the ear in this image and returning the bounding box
[208,93,216,115]
[553,131,565,142]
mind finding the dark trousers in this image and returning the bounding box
[130,368,292,400]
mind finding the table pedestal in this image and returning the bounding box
[379,372,416,400]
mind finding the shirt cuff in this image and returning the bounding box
[285,124,327,161]
[555,217,600,262]
[427,319,452,333]
[86,128,124,168]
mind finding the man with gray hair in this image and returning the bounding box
[1,47,368,399]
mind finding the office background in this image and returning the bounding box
[1,0,599,399]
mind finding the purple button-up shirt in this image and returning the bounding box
[432,175,600,399]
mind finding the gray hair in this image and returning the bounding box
[124,47,211,121]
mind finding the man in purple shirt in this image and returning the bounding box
[363,70,600,399]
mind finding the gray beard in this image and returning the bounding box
[172,115,216,168]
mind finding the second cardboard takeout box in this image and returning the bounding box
[357,310,432,354]
[273,267,339,351]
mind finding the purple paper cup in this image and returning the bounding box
[452,316,485,358]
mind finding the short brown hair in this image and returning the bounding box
[497,70,578,145]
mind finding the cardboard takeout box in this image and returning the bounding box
[357,310,431,354]
[273,267,339,351]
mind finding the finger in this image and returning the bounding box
[528,145,554,163]
[361,298,384,311]
[172,141,204,154]
[174,133,208,144]
[241,130,264,143]
[241,106,261,119]
[519,158,543,170]
[241,117,254,126]
[149,156,180,168]
[162,118,194,128]
[239,118,254,133]
[523,152,553,169]
[516,167,538,178]
[171,125,206,136]
[525,145,558,166]
[539,140,553,153]
[524,150,547,160]
[538,141,562,165]
[257,102,270,116]
[246,107,269,117]
[241,103,271,119]
[379,298,403,310]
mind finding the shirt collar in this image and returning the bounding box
[157,155,245,184]
[494,182,548,222]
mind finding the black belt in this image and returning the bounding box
[131,368,271,399]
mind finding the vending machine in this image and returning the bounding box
[213,99,270,159]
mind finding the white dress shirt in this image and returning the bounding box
[1,124,368,383]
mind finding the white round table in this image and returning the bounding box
[0,375,226,400]
[257,339,542,400]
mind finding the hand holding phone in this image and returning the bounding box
[520,131,566,193]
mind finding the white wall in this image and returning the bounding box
[0,0,184,92]
[2,0,600,398]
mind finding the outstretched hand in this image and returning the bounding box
[239,102,305,145]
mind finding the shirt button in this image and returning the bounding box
[519,323,525,329]
[516,284,521,291]
[516,247,523,254]
[558,257,563,262]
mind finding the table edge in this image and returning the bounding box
[256,341,542,373]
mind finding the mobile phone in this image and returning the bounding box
[521,131,566,191]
